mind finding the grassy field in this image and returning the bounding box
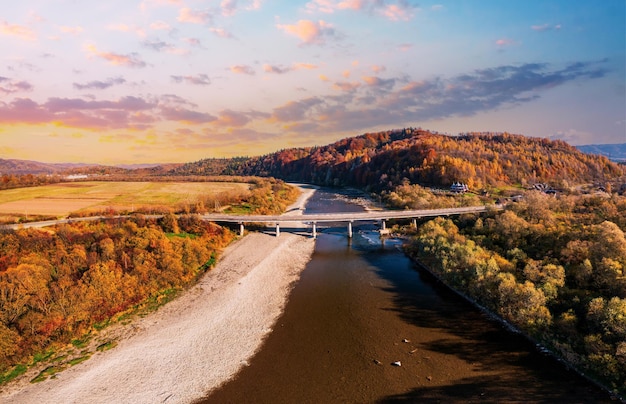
[0,181,250,219]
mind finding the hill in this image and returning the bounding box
[0,159,100,175]
[577,143,626,162]
[175,129,625,192]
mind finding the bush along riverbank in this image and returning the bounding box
[401,192,626,399]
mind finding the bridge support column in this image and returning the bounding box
[312,222,317,239]
[412,218,417,229]
[276,223,280,237]
[239,223,245,237]
[381,219,386,231]
[347,221,353,238]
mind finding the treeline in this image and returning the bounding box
[405,191,626,394]
[196,129,624,192]
[0,215,234,378]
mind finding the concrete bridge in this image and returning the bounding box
[2,205,502,238]
[201,205,501,238]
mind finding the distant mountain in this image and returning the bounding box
[577,143,626,162]
[0,159,101,175]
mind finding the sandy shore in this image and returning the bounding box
[0,186,317,404]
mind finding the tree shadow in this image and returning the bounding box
[356,243,616,403]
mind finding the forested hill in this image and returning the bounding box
[175,129,625,191]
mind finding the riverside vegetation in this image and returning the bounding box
[0,178,298,384]
[403,191,626,396]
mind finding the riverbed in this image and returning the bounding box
[200,188,614,403]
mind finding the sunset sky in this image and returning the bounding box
[0,0,624,164]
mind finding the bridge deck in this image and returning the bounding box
[200,205,501,223]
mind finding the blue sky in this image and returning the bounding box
[0,0,624,164]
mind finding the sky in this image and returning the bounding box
[0,0,624,164]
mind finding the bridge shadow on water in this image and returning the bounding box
[351,230,615,404]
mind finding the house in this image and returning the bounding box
[450,182,469,193]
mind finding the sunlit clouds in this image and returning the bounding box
[276,19,335,45]
[0,1,623,164]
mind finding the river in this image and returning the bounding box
[198,188,614,403]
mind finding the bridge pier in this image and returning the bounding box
[381,219,386,231]
[312,222,317,239]
[411,218,417,229]
[347,221,353,238]
[276,223,280,237]
[239,222,244,237]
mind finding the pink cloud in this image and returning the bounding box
[212,109,252,127]
[221,0,238,16]
[0,77,33,94]
[306,0,365,13]
[332,81,361,92]
[230,65,255,75]
[0,21,36,41]
[263,62,318,74]
[306,0,416,21]
[178,7,212,24]
[495,38,516,48]
[160,106,216,124]
[276,19,335,45]
[150,21,172,31]
[382,3,415,21]
[210,27,234,38]
[85,44,147,68]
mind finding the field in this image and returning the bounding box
[0,181,250,219]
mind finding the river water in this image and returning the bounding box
[199,189,614,403]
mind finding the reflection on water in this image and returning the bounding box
[199,189,613,404]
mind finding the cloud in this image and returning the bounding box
[106,23,146,37]
[210,27,234,38]
[142,39,188,55]
[270,97,324,122]
[382,2,417,21]
[332,81,361,92]
[171,74,211,85]
[0,77,33,94]
[221,0,238,16]
[276,19,335,45]
[263,62,319,74]
[73,77,127,90]
[305,0,417,21]
[274,60,610,135]
[0,94,217,129]
[160,106,216,124]
[140,0,183,11]
[0,96,157,130]
[183,37,203,47]
[531,23,561,32]
[0,21,36,41]
[212,109,255,127]
[178,7,212,24]
[230,65,255,75]
[150,21,172,31]
[495,38,516,48]
[85,44,147,68]
[361,75,396,89]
